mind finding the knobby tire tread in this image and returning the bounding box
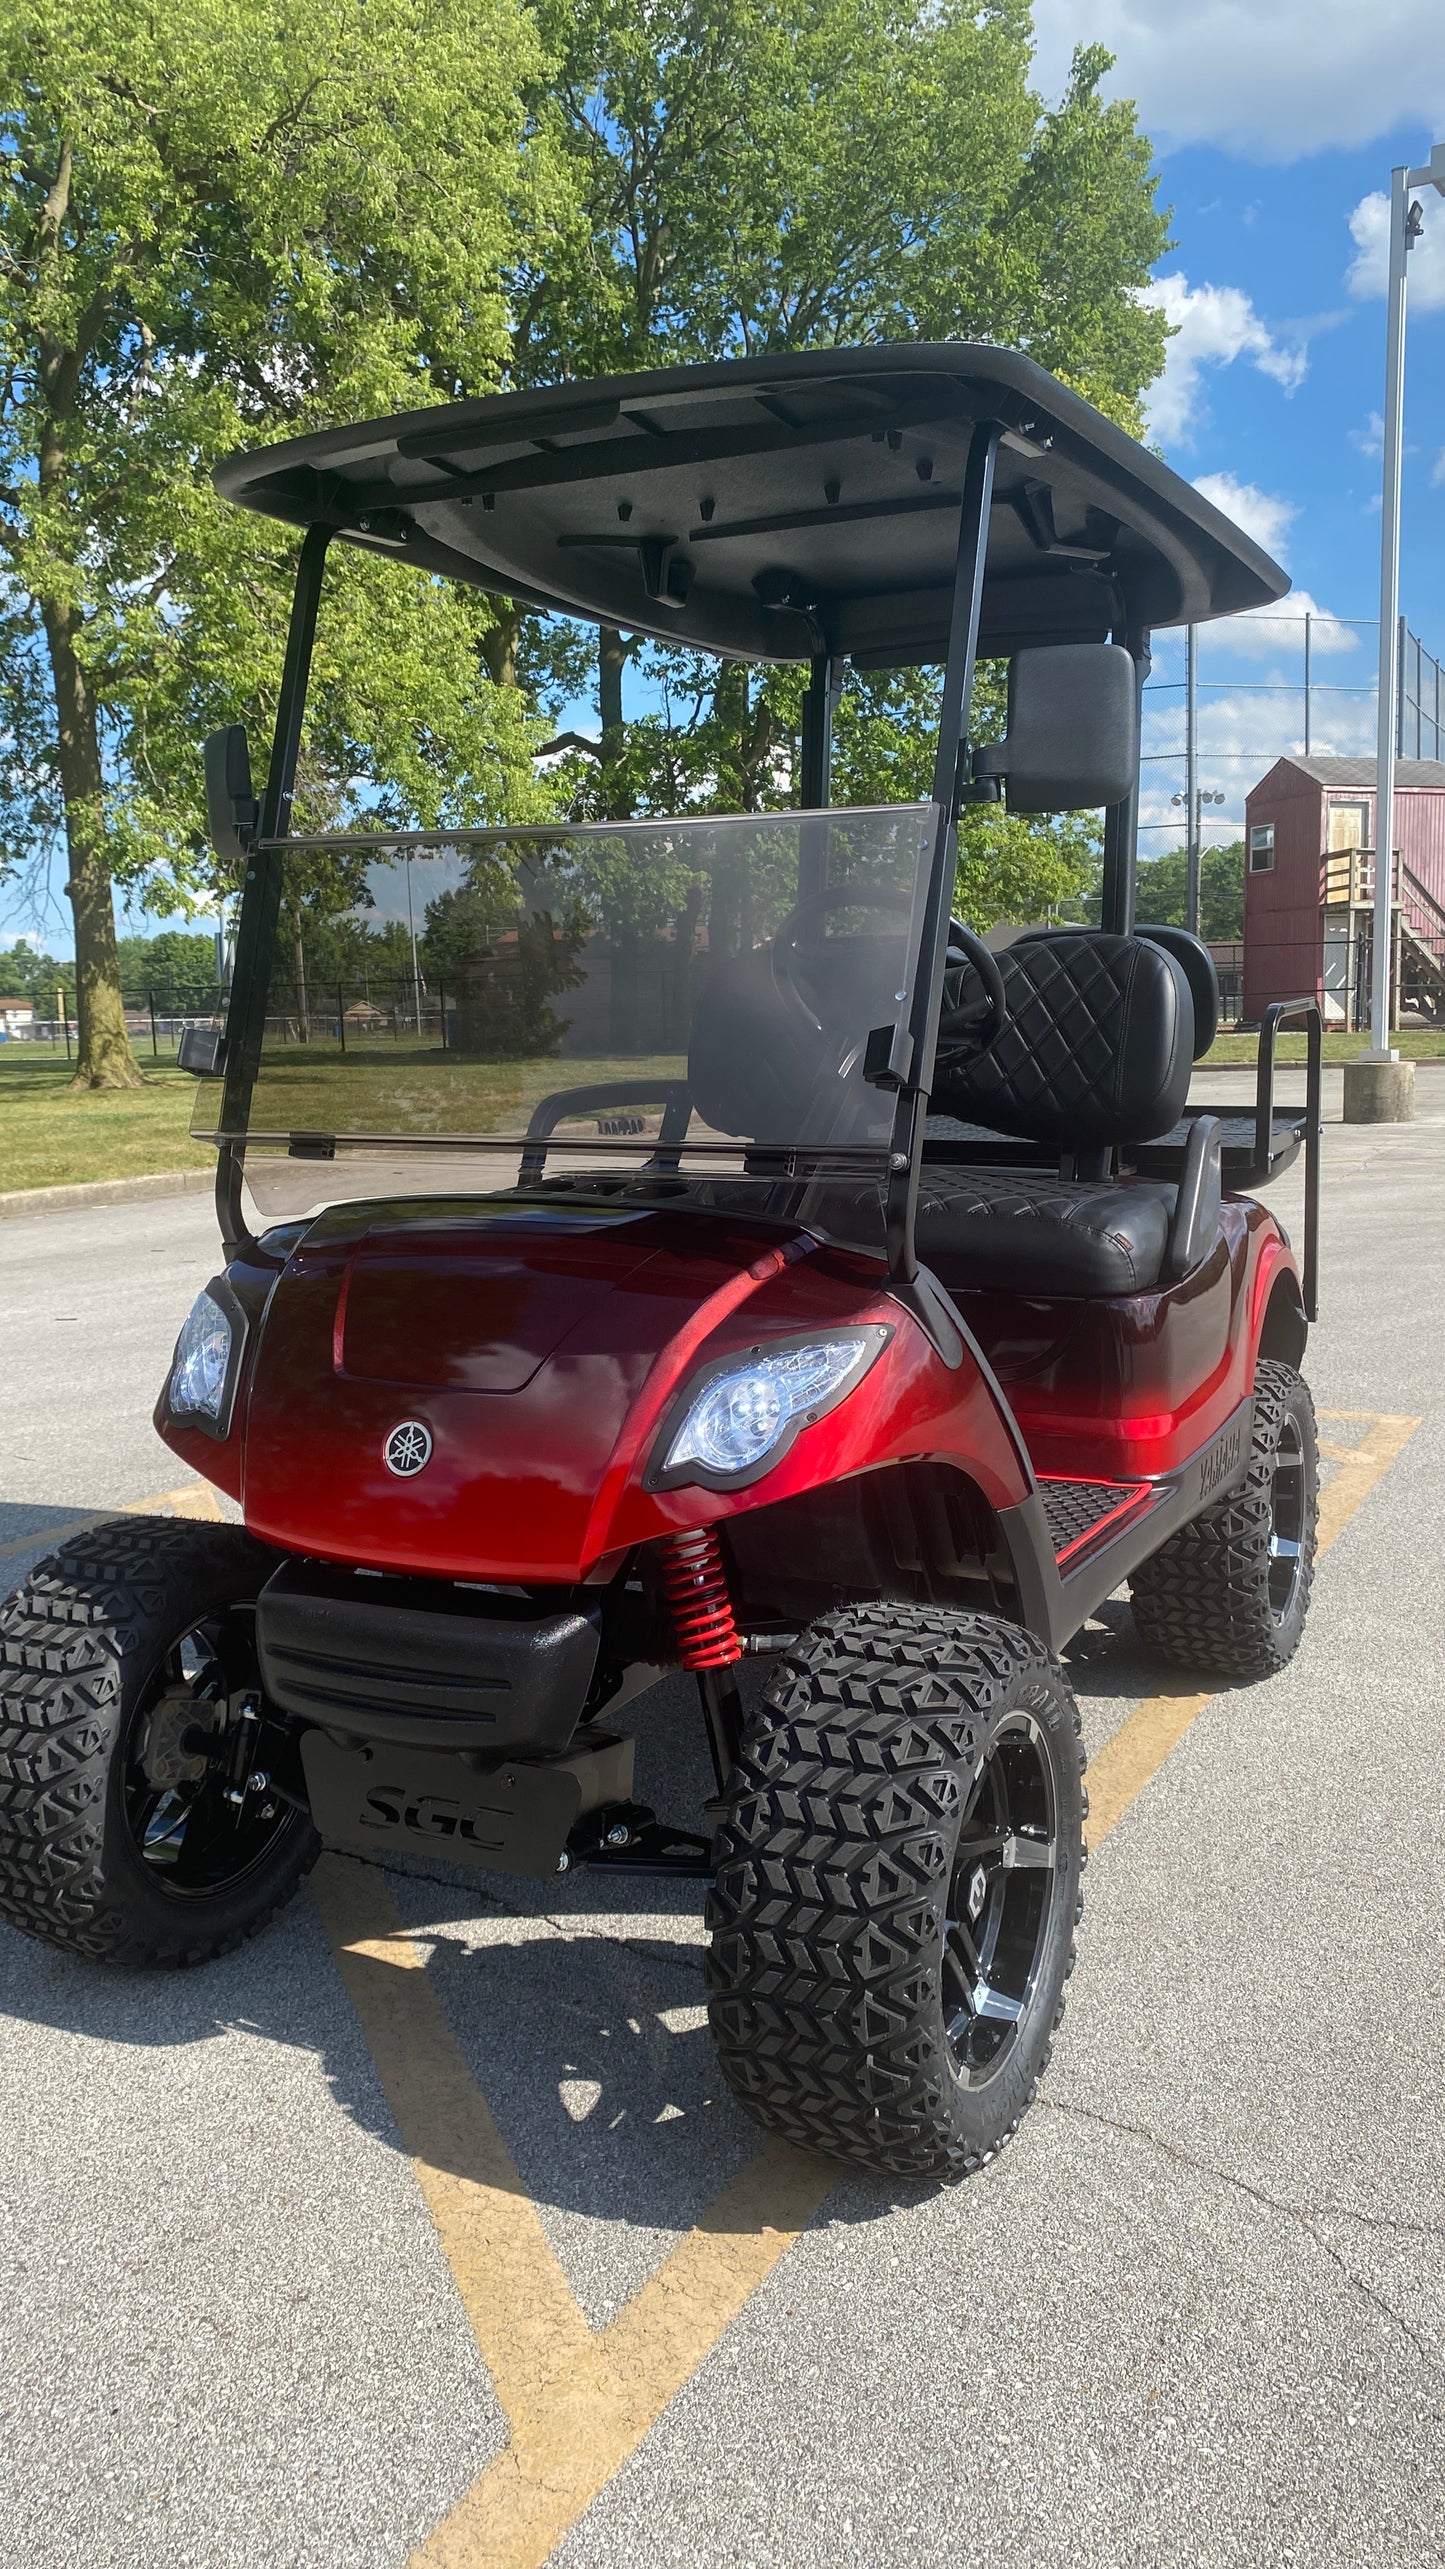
[0,1515,313,1966]
[706,1604,1085,2185]
[1129,1360,1318,1679]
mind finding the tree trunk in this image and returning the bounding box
[41,593,143,1088]
[598,626,632,821]
[479,600,523,689]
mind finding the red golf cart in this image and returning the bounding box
[0,347,1321,2182]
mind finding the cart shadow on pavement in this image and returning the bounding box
[0,1623,1178,2244]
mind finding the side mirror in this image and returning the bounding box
[204,725,259,865]
[973,643,1138,813]
[177,1024,227,1077]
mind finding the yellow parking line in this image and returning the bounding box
[0,1481,224,1563]
[316,1855,832,2569]
[314,1402,1420,2569]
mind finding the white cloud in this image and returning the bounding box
[1351,412,1386,459]
[1346,189,1445,309]
[1029,1,1445,162]
[1141,275,1308,444]
[1185,475,1363,657]
[1221,590,1363,658]
[1432,448,1445,487]
[1191,472,1297,558]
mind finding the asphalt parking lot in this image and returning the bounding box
[2,1068,1444,2569]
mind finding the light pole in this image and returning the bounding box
[1171,786,1226,934]
[1366,139,1445,1065]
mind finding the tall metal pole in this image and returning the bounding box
[1368,164,1410,1058]
[1303,612,1312,759]
[1184,623,1200,938]
[1368,144,1445,1053]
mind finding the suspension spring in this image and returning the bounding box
[660,1526,742,1670]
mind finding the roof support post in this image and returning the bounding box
[800,653,841,810]
[1100,625,1151,935]
[215,522,333,1254]
[798,651,844,918]
[883,420,999,1327]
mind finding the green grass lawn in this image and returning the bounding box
[1200,1028,1445,1065]
[0,1054,214,1191]
[4,1022,1445,1194]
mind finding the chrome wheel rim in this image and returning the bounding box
[1266,1412,1308,1624]
[941,1713,1059,2087]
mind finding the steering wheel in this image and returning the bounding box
[938,921,1008,1056]
[770,882,914,1035]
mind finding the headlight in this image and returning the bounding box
[169,1289,234,1422]
[654,1330,889,1488]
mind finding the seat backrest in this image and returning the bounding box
[933,930,1193,1149]
[1134,924,1219,1059]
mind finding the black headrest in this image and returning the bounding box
[933,931,1193,1148]
[1134,924,1219,1059]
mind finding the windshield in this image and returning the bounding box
[195,804,939,1221]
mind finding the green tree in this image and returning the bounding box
[510,2,1169,867]
[114,929,218,1006]
[0,0,550,1086]
[0,938,67,1000]
[1134,841,1246,942]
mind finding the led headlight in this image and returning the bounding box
[168,1287,237,1425]
[654,1330,889,1489]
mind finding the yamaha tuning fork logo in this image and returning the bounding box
[383,1419,433,1477]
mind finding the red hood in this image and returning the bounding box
[233,1199,873,1579]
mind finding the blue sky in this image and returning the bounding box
[7,1,1445,956]
[1027,0,1445,850]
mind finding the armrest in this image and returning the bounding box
[1254,999,1322,1323]
[1162,1114,1222,1283]
[519,1079,692,1179]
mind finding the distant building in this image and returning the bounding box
[1243,756,1445,1028]
[0,997,35,1038]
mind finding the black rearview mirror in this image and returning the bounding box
[177,1024,226,1077]
[973,643,1138,814]
[204,724,259,864]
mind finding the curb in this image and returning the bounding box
[0,1168,214,1221]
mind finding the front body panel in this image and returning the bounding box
[157,1189,1302,1641]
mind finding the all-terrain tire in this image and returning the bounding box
[706,1605,1085,2185]
[1130,1360,1319,1680]
[0,1515,319,1966]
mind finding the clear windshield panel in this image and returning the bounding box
[194,807,939,1216]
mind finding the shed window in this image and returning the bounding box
[1249,823,1275,872]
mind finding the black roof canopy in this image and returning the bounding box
[215,345,1289,665]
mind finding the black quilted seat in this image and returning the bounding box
[935,931,1192,1146]
[796,1168,1179,1295]
[912,1168,1178,1296]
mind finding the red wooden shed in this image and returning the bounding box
[1242,755,1445,1028]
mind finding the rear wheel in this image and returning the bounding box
[0,1517,318,1966]
[706,1606,1085,2184]
[1130,1360,1319,1679]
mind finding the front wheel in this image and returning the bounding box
[0,1517,318,1966]
[706,1607,1086,2185]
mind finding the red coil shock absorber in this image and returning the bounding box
[660,1526,742,1670]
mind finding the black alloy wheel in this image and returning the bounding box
[0,1517,319,1966]
[122,1611,298,1898]
[707,1605,1086,2184]
[1265,1407,1309,1626]
[942,1713,1058,2085]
